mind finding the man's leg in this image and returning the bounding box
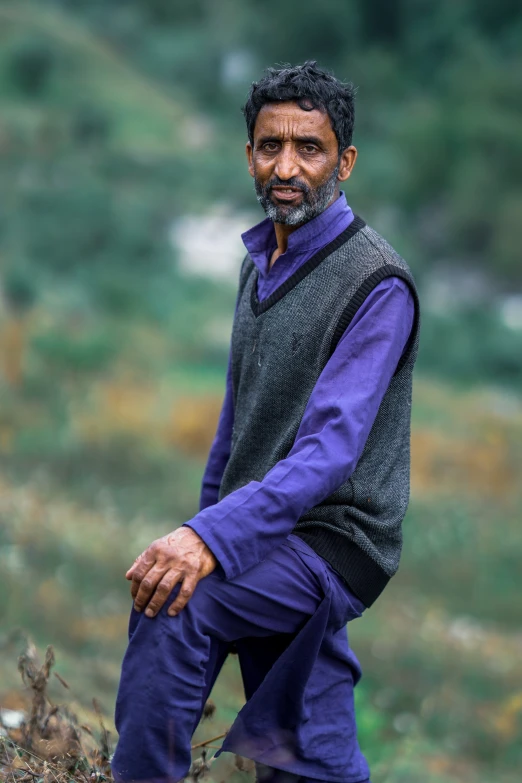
[111,539,325,783]
[237,636,301,783]
[254,769,371,783]
[237,637,371,783]
[236,634,330,783]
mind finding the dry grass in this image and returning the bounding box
[0,643,254,783]
[1,641,112,783]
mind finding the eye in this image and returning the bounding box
[262,142,278,152]
[302,145,318,154]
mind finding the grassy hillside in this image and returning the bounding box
[0,1,189,151]
[1,361,521,782]
[0,3,521,780]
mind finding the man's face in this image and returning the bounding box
[246,100,356,226]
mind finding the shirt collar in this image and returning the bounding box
[241,191,353,278]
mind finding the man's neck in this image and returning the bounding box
[269,189,340,271]
[269,222,299,270]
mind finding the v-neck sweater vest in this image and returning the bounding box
[218,217,421,607]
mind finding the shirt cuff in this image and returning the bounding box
[182,520,235,581]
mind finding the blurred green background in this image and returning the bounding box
[0,1,521,781]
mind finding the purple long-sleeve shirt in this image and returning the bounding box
[186,192,415,581]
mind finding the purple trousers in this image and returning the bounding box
[111,535,372,783]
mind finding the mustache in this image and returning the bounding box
[265,176,310,194]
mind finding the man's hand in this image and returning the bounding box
[126,527,217,618]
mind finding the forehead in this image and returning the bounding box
[253,100,336,142]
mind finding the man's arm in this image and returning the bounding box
[199,350,234,511]
[127,276,415,616]
[127,355,236,620]
[199,274,242,510]
[185,276,415,580]
[126,270,242,617]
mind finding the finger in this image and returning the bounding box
[128,551,157,597]
[131,565,149,600]
[126,560,139,580]
[125,550,148,579]
[125,546,156,580]
[144,571,181,618]
[130,555,159,599]
[168,574,199,617]
[130,576,141,600]
[133,566,168,612]
[126,556,140,580]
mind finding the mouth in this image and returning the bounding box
[270,187,303,202]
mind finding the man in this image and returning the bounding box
[112,61,420,783]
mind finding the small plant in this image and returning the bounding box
[1,640,112,782]
[0,642,254,781]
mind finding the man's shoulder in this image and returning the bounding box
[341,218,417,284]
[350,219,407,265]
[236,252,256,295]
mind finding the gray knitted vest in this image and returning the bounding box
[218,216,421,607]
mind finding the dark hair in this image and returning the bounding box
[242,60,356,153]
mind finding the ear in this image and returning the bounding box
[337,146,357,182]
[246,141,254,178]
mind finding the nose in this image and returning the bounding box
[274,143,300,182]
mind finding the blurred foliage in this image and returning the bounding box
[0,2,521,782]
[417,308,522,387]
[0,0,520,390]
[1,377,521,782]
[0,0,521,387]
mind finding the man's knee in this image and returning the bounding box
[141,570,226,637]
[125,570,231,649]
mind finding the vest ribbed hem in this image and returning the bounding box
[295,528,391,608]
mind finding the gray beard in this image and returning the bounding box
[254,165,340,226]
